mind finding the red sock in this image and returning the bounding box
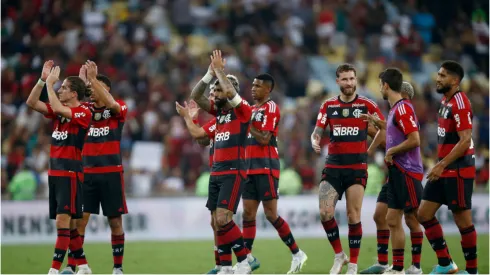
[322,218,343,254]
[80,235,85,245]
[224,221,248,262]
[272,217,299,254]
[112,234,125,269]
[242,220,256,252]
[377,230,390,265]
[410,232,423,268]
[460,225,477,274]
[51,228,70,270]
[392,249,404,271]
[348,222,362,264]
[217,222,234,266]
[422,218,451,266]
[69,229,87,266]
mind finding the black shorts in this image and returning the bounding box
[377,182,389,204]
[206,174,245,214]
[48,172,83,220]
[387,166,423,213]
[242,174,279,201]
[83,172,128,216]
[321,168,367,200]
[422,175,473,211]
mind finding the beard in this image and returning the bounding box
[340,85,357,96]
[214,98,227,108]
[436,85,451,94]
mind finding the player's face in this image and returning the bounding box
[379,79,388,100]
[57,79,77,103]
[436,68,456,94]
[213,85,227,108]
[336,71,357,96]
[251,79,268,101]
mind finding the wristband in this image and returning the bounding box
[201,73,213,84]
[228,94,242,107]
[37,78,46,86]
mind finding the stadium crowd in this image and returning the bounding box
[1,0,489,200]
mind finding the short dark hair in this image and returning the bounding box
[96,74,112,90]
[440,60,464,82]
[66,76,87,101]
[336,63,357,77]
[378,68,403,92]
[255,73,275,92]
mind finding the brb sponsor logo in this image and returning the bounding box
[215,131,230,142]
[52,130,68,140]
[88,126,110,137]
[333,126,359,136]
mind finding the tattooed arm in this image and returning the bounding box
[196,137,211,146]
[190,65,215,113]
[311,126,324,154]
[250,126,273,145]
[318,181,339,221]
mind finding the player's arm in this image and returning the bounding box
[311,102,328,153]
[190,66,215,113]
[45,66,74,119]
[196,137,211,146]
[250,126,273,145]
[175,101,209,139]
[368,124,386,155]
[85,61,121,114]
[26,60,54,115]
[439,107,473,168]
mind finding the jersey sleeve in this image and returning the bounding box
[315,101,329,129]
[235,99,253,122]
[394,103,418,135]
[70,105,92,129]
[111,99,128,120]
[202,118,217,139]
[367,101,385,121]
[259,102,280,132]
[451,94,473,131]
[43,103,56,119]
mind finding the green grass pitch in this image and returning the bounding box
[2,235,488,274]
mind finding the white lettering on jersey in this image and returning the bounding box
[215,132,230,142]
[353,109,362,118]
[333,127,359,136]
[88,126,110,137]
[437,127,446,137]
[74,112,86,118]
[52,130,68,140]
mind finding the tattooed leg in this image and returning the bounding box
[319,181,339,222]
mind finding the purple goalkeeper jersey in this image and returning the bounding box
[386,99,423,175]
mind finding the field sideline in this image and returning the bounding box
[1,235,488,274]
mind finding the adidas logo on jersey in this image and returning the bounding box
[332,111,338,116]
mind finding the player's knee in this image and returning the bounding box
[55,214,71,229]
[347,209,361,224]
[242,208,256,221]
[216,211,231,228]
[416,208,432,224]
[386,215,399,228]
[404,213,420,231]
[319,209,335,222]
[264,209,278,224]
[108,216,124,234]
[373,211,386,226]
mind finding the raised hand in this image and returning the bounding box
[210,50,226,72]
[41,60,54,81]
[79,65,88,84]
[188,100,200,120]
[85,60,98,80]
[360,113,376,125]
[46,66,60,85]
[175,101,191,118]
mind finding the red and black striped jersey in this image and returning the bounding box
[316,95,384,170]
[202,118,217,168]
[437,91,475,178]
[245,100,280,178]
[81,100,128,173]
[44,103,91,173]
[207,99,252,176]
